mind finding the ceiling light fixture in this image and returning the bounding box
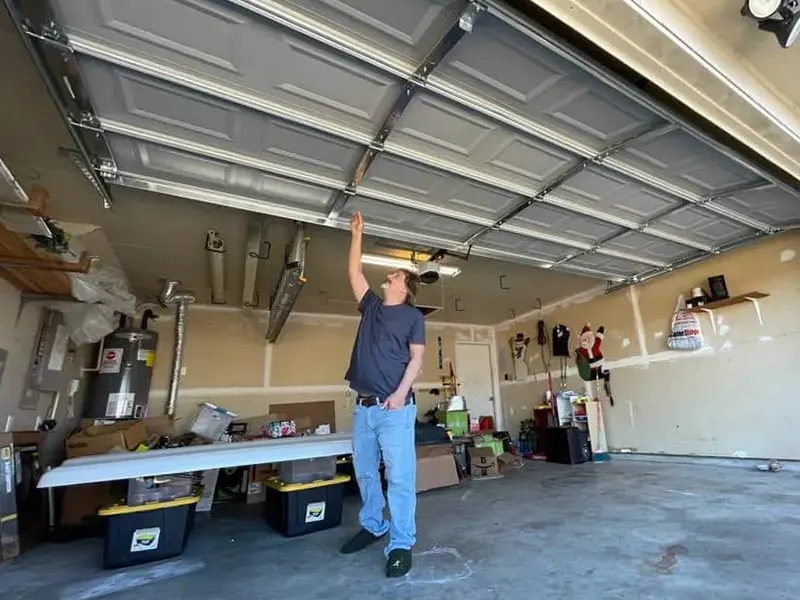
[741,0,800,48]
[360,253,461,277]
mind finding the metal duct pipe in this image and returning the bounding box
[157,279,195,418]
[158,279,180,306]
[205,230,227,304]
[266,223,310,343]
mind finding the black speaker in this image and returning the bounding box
[545,426,591,465]
[707,275,729,301]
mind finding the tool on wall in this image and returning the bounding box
[509,332,530,381]
[552,324,571,389]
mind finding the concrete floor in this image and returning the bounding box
[2,459,799,600]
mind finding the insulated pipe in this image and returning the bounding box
[157,279,195,418]
[166,294,195,418]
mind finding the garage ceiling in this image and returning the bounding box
[6,0,799,287]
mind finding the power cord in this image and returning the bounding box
[536,319,550,373]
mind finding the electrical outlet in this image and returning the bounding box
[180,366,188,377]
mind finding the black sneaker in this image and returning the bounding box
[340,529,386,554]
[385,548,412,578]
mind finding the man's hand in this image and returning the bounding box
[350,211,364,235]
[383,391,406,411]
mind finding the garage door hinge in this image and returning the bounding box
[23,20,70,52]
[94,159,118,181]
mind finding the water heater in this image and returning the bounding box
[85,327,159,420]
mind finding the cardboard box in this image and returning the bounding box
[60,482,123,527]
[244,464,276,504]
[469,446,499,478]
[416,444,459,493]
[469,448,519,478]
[66,420,150,458]
[0,432,45,562]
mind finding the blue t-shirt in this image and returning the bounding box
[345,289,425,398]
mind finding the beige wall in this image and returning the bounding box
[497,231,800,459]
[148,308,496,432]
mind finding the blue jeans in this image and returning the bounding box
[352,403,417,554]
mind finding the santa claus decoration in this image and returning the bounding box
[575,322,614,406]
[576,323,605,370]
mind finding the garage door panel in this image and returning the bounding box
[507,203,624,245]
[651,206,756,247]
[617,128,763,195]
[478,231,574,263]
[80,58,362,183]
[360,155,518,220]
[431,12,659,149]
[556,166,683,223]
[108,135,332,209]
[342,197,481,240]
[566,253,651,278]
[712,186,800,227]
[280,0,454,65]
[388,91,573,189]
[602,232,695,264]
[53,0,400,136]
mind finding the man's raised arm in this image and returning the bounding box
[348,212,369,303]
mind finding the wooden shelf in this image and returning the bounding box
[687,291,769,313]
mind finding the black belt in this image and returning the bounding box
[356,394,415,408]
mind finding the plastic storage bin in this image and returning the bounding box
[278,456,337,484]
[98,496,199,569]
[263,475,350,537]
[189,403,237,441]
[127,475,194,506]
[436,410,468,436]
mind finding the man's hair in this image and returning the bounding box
[398,269,420,305]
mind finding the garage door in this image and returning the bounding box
[8,0,799,285]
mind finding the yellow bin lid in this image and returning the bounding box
[99,495,199,517]
[263,474,351,493]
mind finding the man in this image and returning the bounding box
[340,211,425,578]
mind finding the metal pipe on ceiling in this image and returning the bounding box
[266,223,310,343]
